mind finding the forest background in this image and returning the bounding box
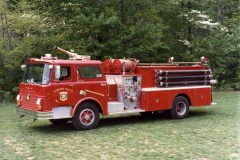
[0,0,240,102]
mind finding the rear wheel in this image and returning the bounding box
[169,96,189,119]
[72,102,99,130]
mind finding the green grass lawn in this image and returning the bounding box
[0,92,239,160]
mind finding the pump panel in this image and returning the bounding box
[122,75,141,110]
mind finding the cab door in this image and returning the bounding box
[74,64,108,114]
[52,65,75,107]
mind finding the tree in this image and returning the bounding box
[1,0,240,102]
[0,0,51,101]
[31,0,168,62]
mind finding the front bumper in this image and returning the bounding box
[16,107,53,119]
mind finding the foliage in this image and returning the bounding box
[0,0,240,101]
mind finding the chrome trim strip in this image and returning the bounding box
[16,107,53,119]
[108,109,145,115]
[211,102,217,105]
[141,85,211,92]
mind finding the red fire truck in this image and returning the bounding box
[16,46,217,130]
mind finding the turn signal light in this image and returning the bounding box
[36,98,41,110]
[16,95,21,106]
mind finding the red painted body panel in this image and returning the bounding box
[73,63,108,115]
[107,84,117,101]
[74,81,108,115]
[19,83,52,111]
[194,87,212,106]
[17,56,215,121]
[19,59,108,114]
[71,97,104,116]
[140,90,170,111]
[140,86,212,111]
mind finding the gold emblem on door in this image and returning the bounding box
[60,92,68,101]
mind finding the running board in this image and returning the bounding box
[108,109,145,115]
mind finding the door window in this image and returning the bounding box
[78,66,102,78]
[54,66,71,81]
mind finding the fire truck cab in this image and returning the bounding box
[16,46,217,130]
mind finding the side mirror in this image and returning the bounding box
[54,65,60,79]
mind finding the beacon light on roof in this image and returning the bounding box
[168,57,174,63]
[201,56,208,63]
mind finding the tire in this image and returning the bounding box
[169,96,189,119]
[72,102,99,130]
[49,118,70,125]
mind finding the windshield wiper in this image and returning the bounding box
[25,79,30,83]
[32,81,37,85]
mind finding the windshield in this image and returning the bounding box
[23,64,50,85]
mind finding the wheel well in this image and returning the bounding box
[175,93,191,106]
[79,100,103,114]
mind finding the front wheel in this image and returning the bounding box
[72,102,99,130]
[169,96,189,119]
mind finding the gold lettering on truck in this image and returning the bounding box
[53,88,73,93]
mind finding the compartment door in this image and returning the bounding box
[195,87,212,106]
[140,90,170,111]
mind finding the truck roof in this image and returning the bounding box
[25,58,102,65]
